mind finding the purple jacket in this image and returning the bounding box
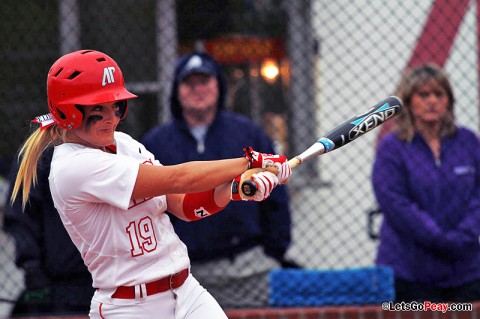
[372,127,480,286]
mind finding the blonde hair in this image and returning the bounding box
[394,63,456,141]
[11,125,67,209]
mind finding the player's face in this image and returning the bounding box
[410,82,449,126]
[68,102,121,149]
[178,74,219,116]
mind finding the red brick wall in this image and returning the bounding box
[10,303,480,319]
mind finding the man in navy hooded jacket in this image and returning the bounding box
[142,51,297,308]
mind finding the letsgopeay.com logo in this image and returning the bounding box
[382,301,473,313]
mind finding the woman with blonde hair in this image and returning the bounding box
[11,49,291,318]
[372,63,480,302]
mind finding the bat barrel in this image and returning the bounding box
[324,95,403,149]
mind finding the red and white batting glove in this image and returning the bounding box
[243,146,292,183]
[231,170,279,201]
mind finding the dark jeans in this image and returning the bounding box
[395,278,480,303]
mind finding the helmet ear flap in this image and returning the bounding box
[49,101,84,129]
[53,103,67,120]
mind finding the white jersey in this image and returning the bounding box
[49,131,190,289]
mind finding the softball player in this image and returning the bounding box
[10,50,291,318]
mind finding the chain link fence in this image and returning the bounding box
[1,0,479,315]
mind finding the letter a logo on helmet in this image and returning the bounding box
[102,67,116,86]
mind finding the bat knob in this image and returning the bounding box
[241,180,257,197]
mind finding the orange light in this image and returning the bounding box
[261,59,279,82]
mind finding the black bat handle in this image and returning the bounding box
[241,180,257,197]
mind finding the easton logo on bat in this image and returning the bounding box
[349,102,400,140]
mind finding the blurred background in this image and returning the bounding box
[0,0,479,316]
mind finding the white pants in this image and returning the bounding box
[89,274,227,319]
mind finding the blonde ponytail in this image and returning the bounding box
[11,125,65,209]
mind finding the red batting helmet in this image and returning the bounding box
[47,50,137,129]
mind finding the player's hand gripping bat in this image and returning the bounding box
[241,96,403,197]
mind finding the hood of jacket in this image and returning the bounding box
[170,51,227,120]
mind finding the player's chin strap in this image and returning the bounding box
[32,113,55,130]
